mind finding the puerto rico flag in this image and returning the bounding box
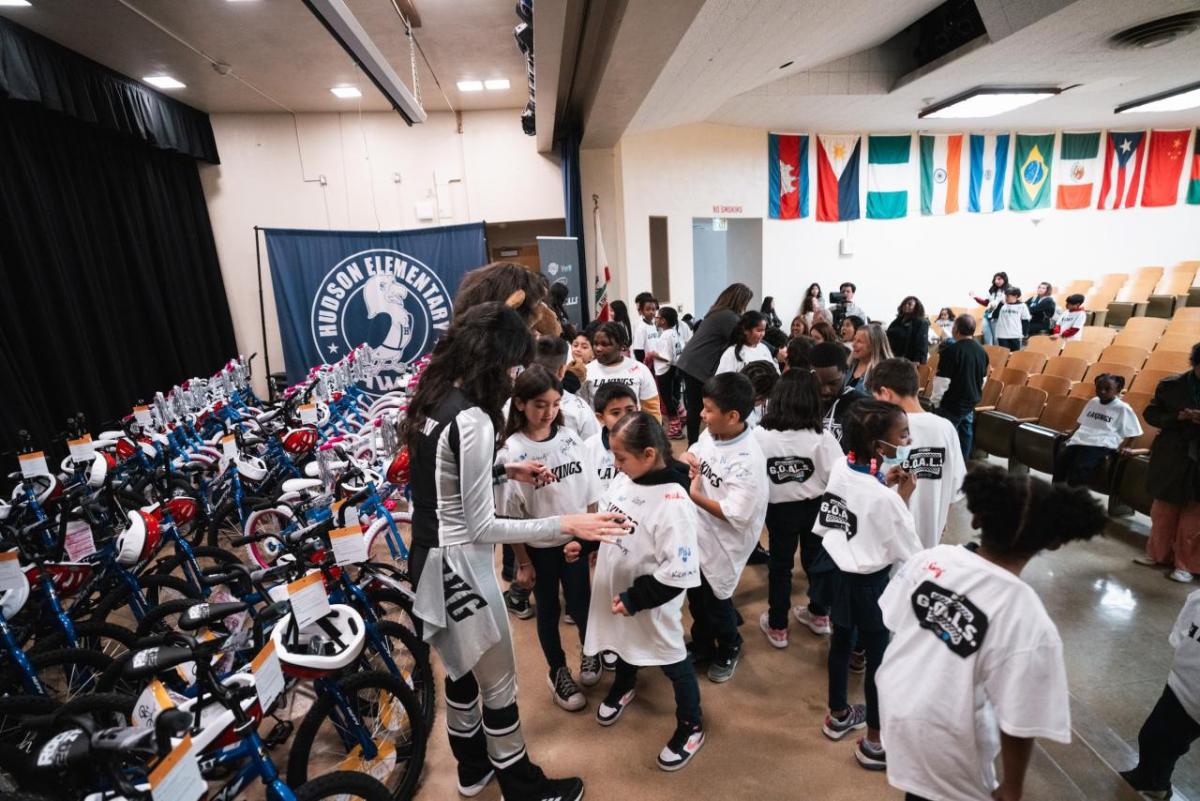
[768,133,809,219]
[1098,131,1147,209]
[816,135,861,222]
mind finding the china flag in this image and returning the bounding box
[1142,129,1192,207]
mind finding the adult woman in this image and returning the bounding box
[405,302,628,801]
[885,296,930,364]
[847,322,893,391]
[761,296,783,330]
[610,300,633,349]
[801,283,824,327]
[973,271,1010,346]
[810,321,838,347]
[1140,343,1200,583]
[840,315,865,344]
[790,315,809,338]
[1027,282,1057,336]
[677,282,753,443]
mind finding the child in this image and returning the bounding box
[498,366,604,710]
[631,294,659,363]
[1054,293,1087,341]
[716,311,777,374]
[582,412,705,772]
[648,306,683,439]
[868,359,967,549]
[1053,373,1142,486]
[994,287,1031,352]
[812,399,921,770]
[878,465,1106,801]
[1123,588,1200,800]
[582,321,662,421]
[932,307,955,342]
[530,336,600,441]
[567,330,594,384]
[754,371,844,647]
[741,360,781,428]
[681,373,769,683]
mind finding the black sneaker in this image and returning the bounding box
[707,646,741,683]
[849,648,866,674]
[747,543,770,565]
[686,642,714,667]
[504,775,585,801]
[657,721,705,771]
[505,588,534,620]
[579,653,602,687]
[457,765,495,797]
[547,666,586,711]
[1119,769,1172,800]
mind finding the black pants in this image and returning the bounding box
[609,656,702,726]
[829,624,889,731]
[526,543,590,672]
[998,337,1022,351]
[684,372,706,445]
[765,499,825,629]
[1053,444,1113,487]
[905,795,934,801]
[686,574,742,659]
[1125,685,1200,792]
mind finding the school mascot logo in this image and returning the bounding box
[310,249,452,397]
[911,580,988,658]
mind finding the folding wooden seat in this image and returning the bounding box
[1098,345,1148,370]
[1025,373,1071,397]
[1144,350,1190,373]
[1082,362,1137,387]
[1112,330,1160,351]
[1025,336,1062,357]
[1069,381,1096,400]
[975,379,1004,411]
[1107,284,1153,327]
[1010,395,1088,475]
[1006,350,1047,374]
[973,385,1048,459]
[997,366,1030,387]
[983,345,1010,375]
[1061,341,1104,363]
[1128,369,1173,396]
[1122,317,1168,335]
[1044,356,1089,383]
[1079,326,1118,345]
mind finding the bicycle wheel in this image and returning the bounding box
[89,573,195,629]
[287,670,426,801]
[151,544,242,590]
[363,587,417,640]
[206,495,268,551]
[133,597,201,639]
[33,620,137,662]
[295,771,394,801]
[362,621,435,733]
[1,648,113,703]
[0,694,57,794]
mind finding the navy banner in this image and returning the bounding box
[264,224,486,395]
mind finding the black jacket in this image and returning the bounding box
[1145,372,1200,504]
[886,315,930,364]
[1026,296,1056,336]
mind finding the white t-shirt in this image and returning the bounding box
[877,545,1071,801]
[1168,590,1200,722]
[1066,397,1142,450]
[814,459,920,574]
[560,389,600,441]
[688,427,769,599]
[715,343,778,375]
[752,427,844,504]
[904,413,967,549]
[495,427,602,547]
[631,317,659,354]
[581,358,659,407]
[584,431,617,496]
[1057,309,1087,340]
[993,302,1030,340]
[584,472,701,666]
[651,328,677,376]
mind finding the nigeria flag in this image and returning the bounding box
[866,135,911,219]
[1010,133,1055,211]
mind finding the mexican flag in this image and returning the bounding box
[1010,133,1055,211]
[919,134,963,215]
[866,135,911,219]
[1055,132,1100,210]
[1190,129,1200,205]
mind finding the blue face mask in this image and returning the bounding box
[881,442,911,468]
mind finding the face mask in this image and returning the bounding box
[881,441,911,468]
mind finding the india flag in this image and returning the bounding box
[919,134,963,215]
[866,135,911,219]
[1055,131,1101,210]
[968,133,1009,213]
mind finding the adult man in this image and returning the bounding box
[831,282,867,328]
[932,315,988,460]
[811,342,868,451]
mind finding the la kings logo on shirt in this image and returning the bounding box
[910,580,989,658]
[767,456,815,484]
[442,561,488,622]
[903,447,945,480]
[818,493,857,539]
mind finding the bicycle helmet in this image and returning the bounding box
[0,499,10,520]
[165,495,197,526]
[236,454,268,483]
[271,603,365,679]
[10,474,58,504]
[386,448,410,486]
[84,453,108,488]
[0,557,30,618]
[116,508,162,567]
[283,426,319,455]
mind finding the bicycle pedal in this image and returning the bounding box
[263,719,294,749]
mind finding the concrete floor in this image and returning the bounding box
[413,462,1200,801]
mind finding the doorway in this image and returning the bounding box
[649,216,670,302]
[691,217,762,314]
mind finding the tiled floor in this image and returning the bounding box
[412,467,1200,801]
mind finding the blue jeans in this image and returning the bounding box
[937,407,974,461]
[982,314,997,345]
[686,574,742,659]
[610,656,702,726]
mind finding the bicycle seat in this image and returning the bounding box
[257,409,280,423]
[281,477,323,494]
[180,601,250,632]
[271,603,365,678]
[34,727,91,770]
[90,725,155,756]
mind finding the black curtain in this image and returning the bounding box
[559,126,590,326]
[0,101,237,454]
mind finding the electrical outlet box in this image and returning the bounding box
[839,238,853,257]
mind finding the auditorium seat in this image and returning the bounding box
[1062,340,1105,363]
[1122,317,1169,336]
[1173,307,1200,322]
[1079,326,1118,345]
[1098,345,1149,370]
[1113,454,1154,515]
[1069,381,1097,400]
[1144,350,1190,373]
[1128,369,1173,396]
[973,385,1048,460]
[1112,330,1160,350]
[1026,373,1071,397]
[983,345,1010,375]
[1106,284,1153,327]
[927,351,940,373]
[1165,320,1200,338]
[1095,392,1158,509]
[1044,356,1089,383]
[1082,361,1137,387]
[975,379,1004,412]
[917,363,933,395]
[1148,272,1192,318]
[1025,336,1062,357]
[1010,395,1089,475]
[997,366,1030,387]
[1006,350,1047,374]
[1156,334,1198,354]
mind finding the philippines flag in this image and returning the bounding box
[967,133,1009,213]
[768,133,809,219]
[816,135,861,222]
[1098,131,1147,209]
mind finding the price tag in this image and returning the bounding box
[133,679,177,729]
[68,435,94,463]
[287,571,331,629]
[18,451,49,478]
[221,434,236,461]
[133,405,153,428]
[378,688,410,732]
[330,524,367,566]
[64,520,96,561]
[337,740,397,782]
[149,734,205,801]
[251,641,285,711]
[0,551,23,591]
[332,498,360,527]
[267,582,290,603]
[298,403,317,424]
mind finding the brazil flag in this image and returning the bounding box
[1010,133,1055,211]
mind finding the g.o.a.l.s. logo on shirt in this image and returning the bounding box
[767,455,814,484]
[903,447,945,480]
[818,493,857,538]
[910,580,989,658]
[310,249,451,397]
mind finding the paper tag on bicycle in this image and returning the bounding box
[64,520,96,561]
[287,571,331,629]
[68,435,94,463]
[330,524,367,566]
[299,403,317,424]
[18,451,49,478]
[332,499,360,527]
[134,679,177,729]
[149,734,204,801]
[0,551,22,591]
[337,739,397,782]
[221,434,236,461]
[251,640,285,711]
[134,405,153,428]
[378,689,409,732]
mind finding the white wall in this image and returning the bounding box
[199,109,562,379]
[611,123,1200,323]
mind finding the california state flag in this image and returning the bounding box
[592,207,611,321]
[919,134,963,215]
[1055,131,1101,210]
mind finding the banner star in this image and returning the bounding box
[327,342,340,355]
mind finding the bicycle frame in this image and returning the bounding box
[0,612,45,694]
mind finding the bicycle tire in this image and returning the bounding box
[0,648,113,703]
[151,544,242,584]
[33,620,137,662]
[364,620,435,734]
[295,771,395,801]
[133,597,202,639]
[205,495,269,550]
[362,587,417,640]
[287,670,426,801]
[88,573,195,627]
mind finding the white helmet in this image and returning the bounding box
[0,553,29,618]
[84,453,108,488]
[115,509,162,567]
[236,455,268,482]
[271,603,365,678]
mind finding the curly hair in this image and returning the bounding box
[842,399,906,464]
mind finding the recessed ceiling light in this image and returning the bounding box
[484,79,510,91]
[0,1,33,7]
[1116,80,1200,113]
[457,80,484,92]
[143,75,186,90]
[330,86,361,98]
[919,87,1061,119]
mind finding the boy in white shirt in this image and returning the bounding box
[631,294,659,363]
[868,359,966,549]
[584,383,639,497]
[1054,293,1087,341]
[680,373,768,684]
[1053,373,1142,486]
[994,287,1031,352]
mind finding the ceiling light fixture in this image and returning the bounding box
[457,80,483,92]
[1115,80,1200,113]
[0,1,33,6]
[918,86,1061,119]
[143,75,186,90]
[330,85,361,98]
[484,79,510,91]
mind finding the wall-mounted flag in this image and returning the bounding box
[1010,133,1054,211]
[1055,131,1100,210]
[866,134,911,219]
[967,133,1009,213]
[1189,129,1200,206]
[768,133,809,219]
[919,134,963,216]
[1098,131,1147,209]
[816,135,861,222]
[1142,129,1192,207]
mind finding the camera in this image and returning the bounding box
[829,291,846,305]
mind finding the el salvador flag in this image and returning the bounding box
[968,133,1010,213]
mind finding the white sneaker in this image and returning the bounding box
[1133,555,1160,566]
[596,688,635,726]
[758,611,788,649]
[1169,569,1194,583]
[792,605,833,635]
